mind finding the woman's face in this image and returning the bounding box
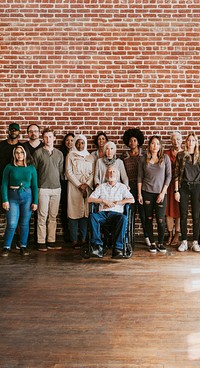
[75,139,85,151]
[65,135,74,150]
[105,144,115,159]
[97,135,107,148]
[171,134,182,150]
[15,148,25,162]
[149,138,161,154]
[186,135,196,151]
[129,136,138,149]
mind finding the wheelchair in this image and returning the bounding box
[80,203,134,259]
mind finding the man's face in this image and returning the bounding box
[8,128,20,140]
[43,132,55,146]
[106,167,118,182]
[28,125,40,141]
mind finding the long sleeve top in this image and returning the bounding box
[94,158,129,187]
[1,164,38,204]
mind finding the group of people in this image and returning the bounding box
[0,123,199,258]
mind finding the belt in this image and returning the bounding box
[187,182,200,185]
[9,186,20,189]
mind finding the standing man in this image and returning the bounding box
[33,127,64,251]
[23,124,43,155]
[23,124,43,245]
[0,123,21,210]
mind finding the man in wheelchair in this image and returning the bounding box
[88,165,135,259]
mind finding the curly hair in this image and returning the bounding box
[93,131,108,147]
[122,128,144,147]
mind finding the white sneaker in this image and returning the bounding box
[178,240,188,252]
[144,237,151,247]
[191,241,200,252]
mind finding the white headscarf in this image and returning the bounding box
[71,134,89,157]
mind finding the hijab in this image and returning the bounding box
[71,134,90,158]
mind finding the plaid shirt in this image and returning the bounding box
[89,182,134,213]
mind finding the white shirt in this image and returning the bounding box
[89,182,134,213]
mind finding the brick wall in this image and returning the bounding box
[0,0,199,238]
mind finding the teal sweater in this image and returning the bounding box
[1,164,38,204]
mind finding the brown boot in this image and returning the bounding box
[166,231,173,246]
[171,231,179,246]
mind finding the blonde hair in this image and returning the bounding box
[184,132,199,164]
[13,145,27,167]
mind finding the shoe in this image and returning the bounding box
[171,231,179,246]
[112,248,124,259]
[178,240,188,252]
[157,244,167,254]
[71,241,80,249]
[144,237,151,247]
[1,248,10,257]
[37,243,47,252]
[15,241,21,250]
[47,243,62,250]
[90,244,103,258]
[20,247,30,256]
[191,241,200,252]
[149,243,157,253]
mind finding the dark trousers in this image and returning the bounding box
[142,191,167,245]
[179,182,200,241]
[131,187,149,239]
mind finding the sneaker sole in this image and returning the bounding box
[149,249,157,253]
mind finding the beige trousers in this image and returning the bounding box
[37,188,61,244]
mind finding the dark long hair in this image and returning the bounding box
[60,133,75,157]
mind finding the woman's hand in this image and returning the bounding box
[156,192,165,203]
[174,192,180,202]
[138,194,143,205]
[2,202,9,211]
[31,204,38,211]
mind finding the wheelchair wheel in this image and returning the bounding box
[80,243,90,259]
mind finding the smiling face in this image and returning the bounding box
[65,135,74,150]
[97,134,107,148]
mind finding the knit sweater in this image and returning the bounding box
[1,164,38,204]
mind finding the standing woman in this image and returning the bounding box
[165,131,183,246]
[94,141,129,187]
[174,132,200,252]
[138,135,171,253]
[122,128,150,247]
[91,131,108,162]
[60,133,74,242]
[65,134,95,248]
[1,145,38,256]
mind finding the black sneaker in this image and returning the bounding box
[149,243,157,253]
[1,248,10,257]
[47,243,62,250]
[20,247,30,256]
[157,244,167,254]
[37,243,47,252]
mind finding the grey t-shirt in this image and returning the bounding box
[138,154,171,193]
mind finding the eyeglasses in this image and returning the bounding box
[28,130,39,133]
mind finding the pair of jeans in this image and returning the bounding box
[90,211,127,250]
[130,187,149,239]
[37,188,61,244]
[142,191,167,245]
[4,188,32,249]
[179,182,200,241]
[68,217,88,242]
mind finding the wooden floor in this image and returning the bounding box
[1,240,200,368]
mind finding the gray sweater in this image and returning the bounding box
[33,147,64,189]
[138,154,171,193]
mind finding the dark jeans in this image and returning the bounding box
[68,217,88,242]
[142,191,167,245]
[90,211,127,250]
[130,187,149,239]
[179,182,200,241]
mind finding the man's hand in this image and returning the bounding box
[102,200,116,209]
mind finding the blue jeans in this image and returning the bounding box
[142,191,167,245]
[90,211,127,250]
[4,188,32,249]
[68,217,88,242]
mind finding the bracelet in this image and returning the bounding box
[174,190,179,193]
